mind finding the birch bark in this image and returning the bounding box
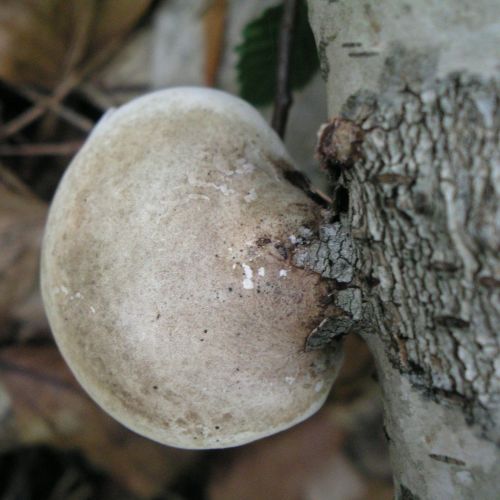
[305,1,500,498]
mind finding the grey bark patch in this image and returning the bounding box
[317,39,331,80]
[341,90,378,123]
[306,316,352,350]
[379,43,439,91]
[398,484,421,500]
[291,213,362,350]
[335,287,363,320]
[292,221,356,282]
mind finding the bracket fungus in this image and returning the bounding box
[41,87,342,449]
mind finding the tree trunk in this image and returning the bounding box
[305,1,500,498]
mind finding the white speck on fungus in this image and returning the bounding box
[242,264,254,289]
[244,188,257,203]
[235,161,255,175]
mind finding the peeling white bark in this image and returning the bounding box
[307,1,500,498]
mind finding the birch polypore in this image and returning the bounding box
[41,88,342,449]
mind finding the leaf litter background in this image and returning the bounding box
[0,1,393,499]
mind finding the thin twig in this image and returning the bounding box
[95,82,150,94]
[0,140,83,157]
[271,0,298,139]
[0,358,78,394]
[0,36,127,140]
[0,104,48,140]
[0,79,77,140]
[18,86,94,133]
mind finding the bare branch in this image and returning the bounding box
[271,0,298,139]
[0,141,82,157]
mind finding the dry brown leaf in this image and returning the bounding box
[0,344,198,498]
[331,334,376,403]
[202,0,227,86]
[209,409,345,500]
[0,0,152,89]
[91,0,152,52]
[0,166,48,340]
[209,405,392,500]
[209,335,392,500]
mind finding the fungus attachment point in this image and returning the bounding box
[41,88,342,449]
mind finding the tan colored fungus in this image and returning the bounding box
[41,87,342,449]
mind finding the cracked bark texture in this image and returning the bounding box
[306,1,500,498]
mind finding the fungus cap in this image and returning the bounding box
[41,87,342,449]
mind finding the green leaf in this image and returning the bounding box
[235,0,319,107]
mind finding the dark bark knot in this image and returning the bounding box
[316,117,364,175]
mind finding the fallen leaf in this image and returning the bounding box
[209,334,392,500]
[209,403,392,500]
[235,0,319,106]
[0,0,152,89]
[209,408,345,500]
[0,166,48,342]
[0,345,198,497]
[331,334,376,403]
